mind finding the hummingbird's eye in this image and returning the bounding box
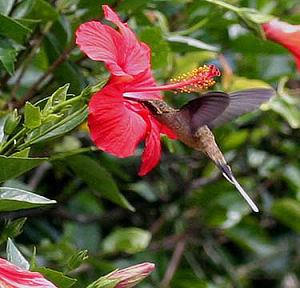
[143,101,162,115]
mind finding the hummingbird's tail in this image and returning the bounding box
[216,162,259,213]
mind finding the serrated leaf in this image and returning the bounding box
[0,187,56,211]
[33,267,76,288]
[65,155,134,211]
[43,84,70,113]
[272,198,300,233]
[0,38,17,75]
[0,14,31,43]
[6,238,30,270]
[24,102,42,129]
[0,155,46,182]
[102,228,151,254]
[1,218,27,244]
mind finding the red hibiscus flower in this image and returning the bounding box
[262,19,300,73]
[0,257,57,288]
[76,5,220,175]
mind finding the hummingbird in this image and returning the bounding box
[125,88,275,212]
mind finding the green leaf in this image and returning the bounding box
[0,155,46,182]
[221,130,249,151]
[0,38,17,75]
[0,187,56,211]
[24,102,42,129]
[102,227,152,254]
[0,0,15,15]
[272,198,300,233]
[228,76,271,91]
[67,250,88,271]
[1,218,27,244]
[33,267,77,288]
[139,27,170,69]
[0,114,8,143]
[167,35,219,52]
[265,97,300,129]
[203,0,272,38]
[12,0,59,22]
[6,238,30,270]
[27,105,88,145]
[0,14,31,43]
[4,109,21,135]
[87,277,120,288]
[43,83,69,113]
[65,155,134,211]
[225,219,275,257]
[11,148,31,158]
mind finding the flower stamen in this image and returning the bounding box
[169,64,221,93]
[125,65,220,94]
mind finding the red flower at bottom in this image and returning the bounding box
[262,19,300,73]
[76,5,220,175]
[0,258,57,288]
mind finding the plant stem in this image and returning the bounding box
[203,0,240,12]
[169,18,209,36]
[52,95,84,113]
[0,127,27,155]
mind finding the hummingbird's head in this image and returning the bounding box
[124,96,174,115]
[141,99,173,115]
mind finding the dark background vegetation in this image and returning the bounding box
[0,0,300,287]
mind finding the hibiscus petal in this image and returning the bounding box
[102,5,151,76]
[0,258,57,288]
[76,21,131,78]
[88,84,147,158]
[262,19,300,73]
[160,124,178,140]
[139,119,162,176]
[124,68,162,100]
[76,6,151,78]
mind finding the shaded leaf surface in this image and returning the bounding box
[0,187,56,211]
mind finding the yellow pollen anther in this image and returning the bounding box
[169,65,220,93]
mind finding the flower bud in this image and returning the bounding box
[107,262,155,288]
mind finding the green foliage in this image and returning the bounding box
[6,238,30,270]
[102,228,152,254]
[0,187,56,211]
[87,277,120,288]
[65,154,134,211]
[0,38,17,75]
[33,267,77,288]
[24,102,41,129]
[0,0,300,287]
[0,155,46,182]
[1,218,27,244]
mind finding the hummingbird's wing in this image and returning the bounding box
[181,91,230,133]
[208,88,275,129]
